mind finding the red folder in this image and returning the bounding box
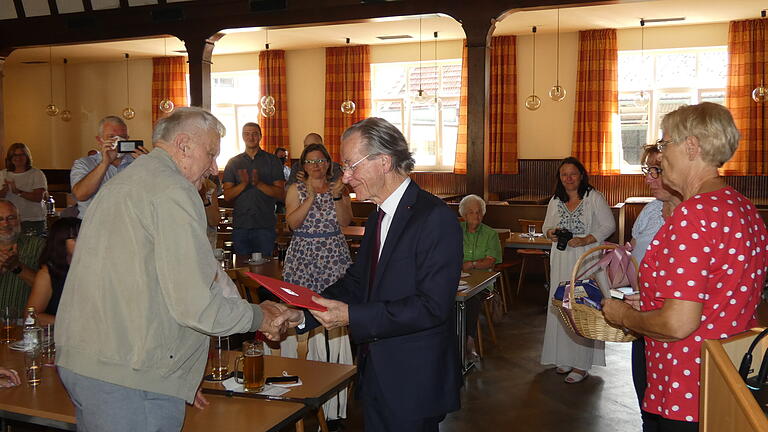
[244,272,327,311]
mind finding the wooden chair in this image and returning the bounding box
[234,270,261,304]
[515,219,550,296]
[492,229,514,313]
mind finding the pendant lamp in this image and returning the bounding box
[341,38,357,115]
[548,9,566,102]
[411,17,431,105]
[45,47,59,117]
[122,53,135,120]
[635,20,650,109]
[159,38,175,114]
[524,26,541,111]
[752,10,768,102]
[431,31,443,109]
[260,29,276,118]
[60,58,72,122]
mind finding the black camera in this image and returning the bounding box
[553,228,573,251]
[115,140,144,153]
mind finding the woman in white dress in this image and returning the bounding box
[541,157,615,383]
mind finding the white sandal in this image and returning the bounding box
[565,370,589,384]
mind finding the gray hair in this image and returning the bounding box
[152,107,226,145]
[458,194,486,218]
[0,199,19,217]
[660,102,741,168]
[97,116,127,137]
[341,117,415,175]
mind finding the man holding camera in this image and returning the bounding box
[70,115,148,219]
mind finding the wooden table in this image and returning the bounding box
[455,270,501,374]
[0,345,355,432]
[505,232,552,250]
[342,225,365,240]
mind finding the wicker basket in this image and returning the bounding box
[551,244,637,343]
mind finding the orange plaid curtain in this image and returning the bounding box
[723,19,768,175]
[259,50,289,154]
[151,57,188,125]
[489,35,518,175]
[453,42,468,174]
[571,29,620,175]
[324,45,371,161]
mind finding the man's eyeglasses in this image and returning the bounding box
[341,154,373,174]
[655,139,673,153]
[0,215,18,223]
[303,159,328,165]
[641,166,663,179]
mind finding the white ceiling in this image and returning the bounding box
[5,0,766,65]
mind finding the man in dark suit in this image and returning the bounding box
[279,117,463,431]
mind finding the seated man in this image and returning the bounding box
[0,200,44,312]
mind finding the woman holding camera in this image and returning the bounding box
[541,156,615,383]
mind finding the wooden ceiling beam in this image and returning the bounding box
[0,0,614,50]
[12,0,25,19]
[47,0,59,15]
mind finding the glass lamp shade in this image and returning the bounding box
[634,91,650,109]
[752,84,768,103]
[159,98,175,113]
[525,95,542,111]
[260,105,276,118]
[122,107,136,120]
[260,95,275,109]
[412,89,432,105]
[46,104,60,117]
[60,110,72,122]
[340,99,356,115]
[549,85,566,102]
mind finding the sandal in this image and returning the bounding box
[565,370,589,384]
[555,366,573,374]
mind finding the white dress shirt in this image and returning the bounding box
[377,177,411,259]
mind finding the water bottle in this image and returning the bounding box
[45,193,56,216]
[22,306,42,350]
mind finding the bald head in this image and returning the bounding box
[303,133,323,147]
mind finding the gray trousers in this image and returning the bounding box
[58,367,185,432]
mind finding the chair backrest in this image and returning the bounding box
[234,269,261,303]
[517,219,544,232]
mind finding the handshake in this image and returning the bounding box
[256,301,305,341]
[255,297,349,341]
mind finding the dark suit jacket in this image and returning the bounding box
[306,180,463,420]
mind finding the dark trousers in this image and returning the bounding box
[632,338,658,432]
[361,359,444,432]
[641,412,699,432]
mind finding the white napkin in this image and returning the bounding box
[221,377,290,396]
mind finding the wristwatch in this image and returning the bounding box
[332,196,342,201]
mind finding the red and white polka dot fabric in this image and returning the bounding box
[639,187,768,422]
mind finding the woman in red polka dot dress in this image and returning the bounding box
[603,102,768,432]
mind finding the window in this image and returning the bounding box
[209,70,261,168]
[371,60,462,171]
[617,47,727,171]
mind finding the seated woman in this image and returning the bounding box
[24,217,81,325]
[458,194,502,358]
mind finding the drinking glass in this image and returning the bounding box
[1,307,15,343]
[235,340,264,392]
[25,348,42,386]
[208,336,230,381]
[41,324,55,366]
[528,224,537,236]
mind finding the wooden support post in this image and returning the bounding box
[183,33,223,110]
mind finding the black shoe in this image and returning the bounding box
[326,419,345,432]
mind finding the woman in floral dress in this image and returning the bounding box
[281,143,353,423]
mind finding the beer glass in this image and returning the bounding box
[208,336,230,381]
[528,224,537,237]
[0,306,15,343]
[235,340,264,393]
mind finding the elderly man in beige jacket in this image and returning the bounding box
[56,107,296,432]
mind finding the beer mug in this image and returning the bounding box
[235,340,264,393]
[208,336,230,381]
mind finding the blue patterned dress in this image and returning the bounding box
[282,183,352,293]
